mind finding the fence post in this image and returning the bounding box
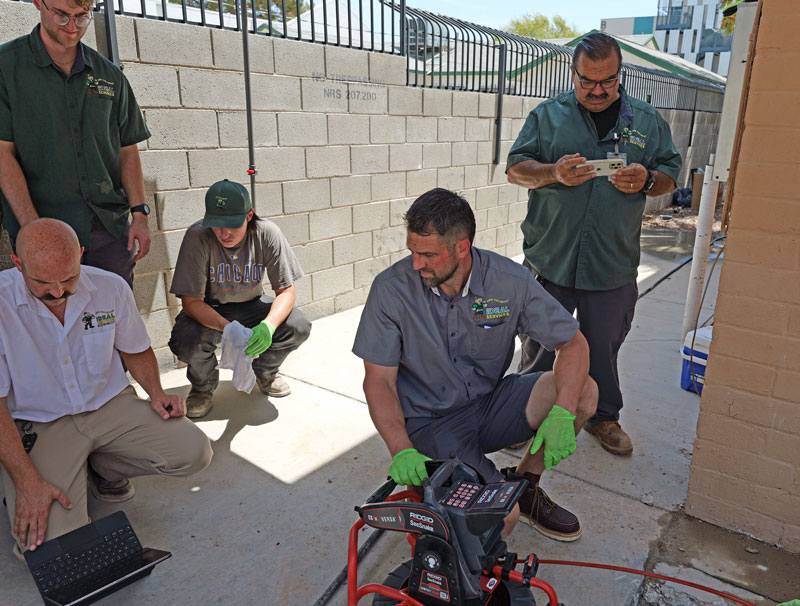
[239,0,257,204]
[688,85,699,146]
[399,0,406,57]
[493,43,506,165]
[101,0,120,67]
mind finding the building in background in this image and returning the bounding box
[602,1,732,77]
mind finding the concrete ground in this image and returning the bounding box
[1,236,798,606]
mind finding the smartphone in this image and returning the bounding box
[576,158,625,177]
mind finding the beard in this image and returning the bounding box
[420,262,458,289]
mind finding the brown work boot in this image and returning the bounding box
[186,386,215,419]
[584,421,633,455]
[500,467,582,542]
[256,374,291,398]
[88,466,135,503]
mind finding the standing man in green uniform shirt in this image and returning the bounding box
[507,33,682,456]
[0,0,152,286]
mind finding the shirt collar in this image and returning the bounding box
[428,248,485,299]
[28,24,91,72]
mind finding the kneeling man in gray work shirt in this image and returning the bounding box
[353,188,598,540]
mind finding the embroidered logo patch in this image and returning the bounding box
[215,196,227,209]
[472,297,511,322]
[95,310,116,327]
[621,127,647,149]
[86,75,115,98]
[471,298,486,322]
[82,312,95,330]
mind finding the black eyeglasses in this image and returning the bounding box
[40,0,93,28]
[573,68,619,90]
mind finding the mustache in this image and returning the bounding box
[39,290,74,302]
[587,92,609,100]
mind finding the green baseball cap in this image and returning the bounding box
[203,179,252,229]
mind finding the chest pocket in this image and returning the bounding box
[82,329,116,375]
[469,320,513,363]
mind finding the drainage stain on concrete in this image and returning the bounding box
[640,513,800,605]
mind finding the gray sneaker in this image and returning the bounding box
[256,374,291,397]
[186,387,214,419]
[88,466,135,503]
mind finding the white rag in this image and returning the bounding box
[220,321,256,393]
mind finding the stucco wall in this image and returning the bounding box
[0,1,720,368]
[686,0,800,553]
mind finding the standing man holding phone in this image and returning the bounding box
[507,33,682,456]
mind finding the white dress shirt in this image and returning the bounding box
[0,265,151,422]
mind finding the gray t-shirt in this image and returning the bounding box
[170,219,304,305]
[352,247,579,420]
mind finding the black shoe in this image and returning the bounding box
[500,466,582,542]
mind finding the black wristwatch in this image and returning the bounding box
[130,203,151,216]
[641,170,656,193]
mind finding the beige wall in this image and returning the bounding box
[686,0,800,553]
[0,0,718,368]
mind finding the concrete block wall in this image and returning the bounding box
[0,1,718,366]
[686,0,800,553]
[0,2,530,365]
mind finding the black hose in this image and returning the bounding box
[312,528,385,606]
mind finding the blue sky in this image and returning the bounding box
[412,0,660,34]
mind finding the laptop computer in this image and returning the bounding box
[24,511,171,606]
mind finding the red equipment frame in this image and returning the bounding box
[346,490,559,606]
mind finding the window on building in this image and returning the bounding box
[692,30,698,52]
[712,52,720,72]
[678,30,684,52]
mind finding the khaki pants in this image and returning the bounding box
[2,386,213,551]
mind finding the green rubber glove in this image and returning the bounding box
[245,320,276,356]
[389,448,432,486]
[530,404,577,470]
[776,600,800,606]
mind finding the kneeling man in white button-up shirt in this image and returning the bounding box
[0,219,213,555]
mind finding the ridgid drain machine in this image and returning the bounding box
[346,458,558,606]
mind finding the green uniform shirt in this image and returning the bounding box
[0,26,150,249]
[507,87,682,291]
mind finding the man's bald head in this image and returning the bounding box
[16,218,82,269]
[12,220,84,311]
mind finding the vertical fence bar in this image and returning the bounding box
[296,0,302,40]
[310,0,315,42]
[102,0,120,66]
[281,0,287,38]
[322,0,327,44]
[493,43,506,164]
[238,0,257,207]
[397,0,402,55]
[347,0,352,47]
[335,0,340,45]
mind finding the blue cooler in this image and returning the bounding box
[681,326,713,394]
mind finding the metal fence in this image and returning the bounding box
[8,0,724,112]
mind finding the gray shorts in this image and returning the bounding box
[405,372,543,483]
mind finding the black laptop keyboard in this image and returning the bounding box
[31,524,142,596]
